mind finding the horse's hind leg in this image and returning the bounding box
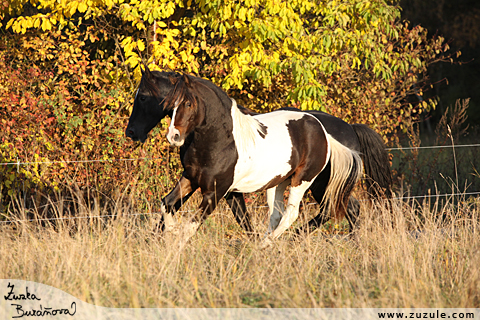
[345,197,360,231]
[263,180,312,246]
[295,153,362,236]
[333,155,362,231]
[298,197,360,235]
[266,179,290,234]
[294,167,331,235]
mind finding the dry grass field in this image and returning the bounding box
[1,190,479,308]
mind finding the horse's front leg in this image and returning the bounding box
[225,192,254,235]
[176,187,226,244]
[159,174,197,232]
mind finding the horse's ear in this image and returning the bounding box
[182,73,191,86]
[169,73,180,85]
[141,61,153,79]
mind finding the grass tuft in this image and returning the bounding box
[1,190,479,308]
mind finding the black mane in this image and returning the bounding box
[163,74,234,114]
[140,70,179,101]
[163,74,199,111]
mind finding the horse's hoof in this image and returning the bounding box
[258,237,273,249]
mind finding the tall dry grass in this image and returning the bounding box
[1,190,479,308]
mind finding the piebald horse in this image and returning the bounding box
[158,73,362,245]
[125,67,392,238]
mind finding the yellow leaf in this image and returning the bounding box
[41,18,52,31]
[180,51,188,63]
[137,40,145,51]
[70,2,78,16]
[78,2,88,13]
[121,36,133,47]
[6,18,16,30]
[25,18,33,29]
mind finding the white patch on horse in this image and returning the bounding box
[229,102,305,193]
[230,99,265,155]
[166,107,183,146]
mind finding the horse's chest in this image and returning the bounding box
[183,142,237,184]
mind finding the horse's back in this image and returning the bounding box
[278,107,360,151]
[307,111,359,151]
[230,110,330,193]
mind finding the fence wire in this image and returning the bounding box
[387,143,480,151]
[1,143,480,167]
[1,143,480,225]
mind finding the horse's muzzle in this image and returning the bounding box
[166,128,184,147]
[125,127,146,143]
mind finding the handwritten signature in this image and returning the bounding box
[4,282,76,318]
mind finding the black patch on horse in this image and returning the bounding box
[257,122,268,139]
[286,115,329,186]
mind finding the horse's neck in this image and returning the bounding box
[190,98,260,154]
[190,98,234,148]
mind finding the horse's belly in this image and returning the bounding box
[229,135,294,193]
[230,164,292,193]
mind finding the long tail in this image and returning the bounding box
[351,124,393,198]
[323,136,363,222]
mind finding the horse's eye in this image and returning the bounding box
[139,96,146,102]
[185,101,191,108]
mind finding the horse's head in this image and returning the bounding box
[125,65,180,143]
[164,74,204,147]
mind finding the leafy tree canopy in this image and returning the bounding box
[2,0,453,137]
